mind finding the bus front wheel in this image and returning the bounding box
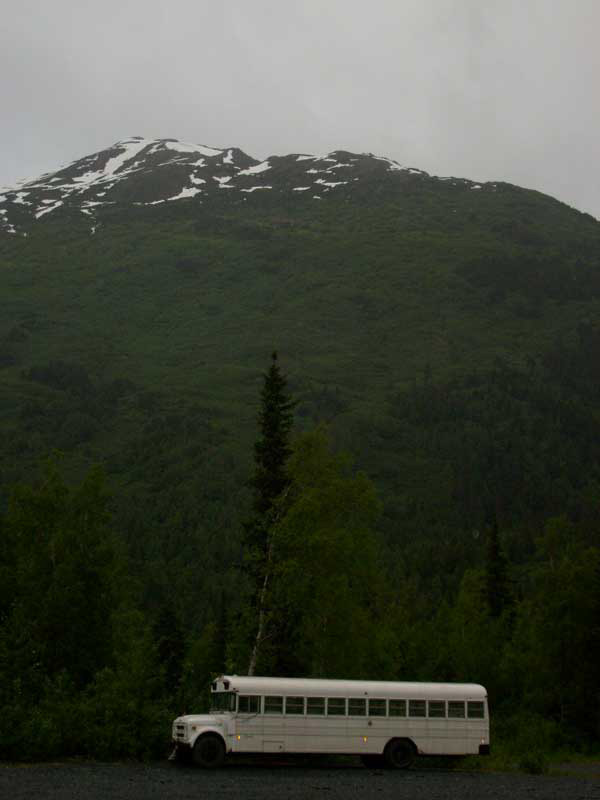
[192,734,226,768]
[384,738,415,769]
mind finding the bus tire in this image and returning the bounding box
[192,734,226,768]
[384,738,415,769]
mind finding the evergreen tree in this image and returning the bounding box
[243,352,294,674]
[251,352,295,517]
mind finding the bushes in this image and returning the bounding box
[78,610,171,760]
[0,615,172,762]
[0,466,173,762]
[497,713,563,774]
[0,679,171,761]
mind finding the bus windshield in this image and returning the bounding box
[210,692,236,713]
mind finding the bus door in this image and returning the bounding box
[235,695,263,752]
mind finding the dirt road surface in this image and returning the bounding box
[1,759,599,800]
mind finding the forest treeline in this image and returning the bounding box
[1,349,599,765]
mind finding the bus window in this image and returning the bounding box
[348,698,366,716]
[467,701,485,718]
[307,697,325,715]
[368,699,386,716]
[327,698,346,716]
[448,701,465,718]
[428,701,446,717]
[389,699,406,717]
[264,696,283,714]
[285,696,304,715]
[409,700,426,717]
[210,692,236,713]
[238,695,260,713]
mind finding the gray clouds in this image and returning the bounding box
[1,0,599,217]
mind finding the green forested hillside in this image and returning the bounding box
[1,154,599,762]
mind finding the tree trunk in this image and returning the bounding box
[247,535,273,676]
[247,488,290,676]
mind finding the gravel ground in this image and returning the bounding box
[1,760,599,800]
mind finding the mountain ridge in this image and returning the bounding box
[0,136,513,236]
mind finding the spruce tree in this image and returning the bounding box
[243,352,294,674]
[243,353,294,561]
[252,352,295,515]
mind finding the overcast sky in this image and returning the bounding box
[1,0,599,218]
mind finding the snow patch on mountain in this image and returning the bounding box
[68,138,151,190]
[315,178,348,188]
[165,140,222,157]
[168,186,202,201]
[35,200,63,218]
[374,156,404,171]
[238,161,271,176]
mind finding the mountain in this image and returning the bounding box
[2,135,501,234]
[1,136,600,604]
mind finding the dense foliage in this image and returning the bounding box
[1,174,599,761]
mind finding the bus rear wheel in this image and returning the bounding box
[192,734,226,768]
[384,738,415,769]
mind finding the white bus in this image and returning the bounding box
[172,675,490,768]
